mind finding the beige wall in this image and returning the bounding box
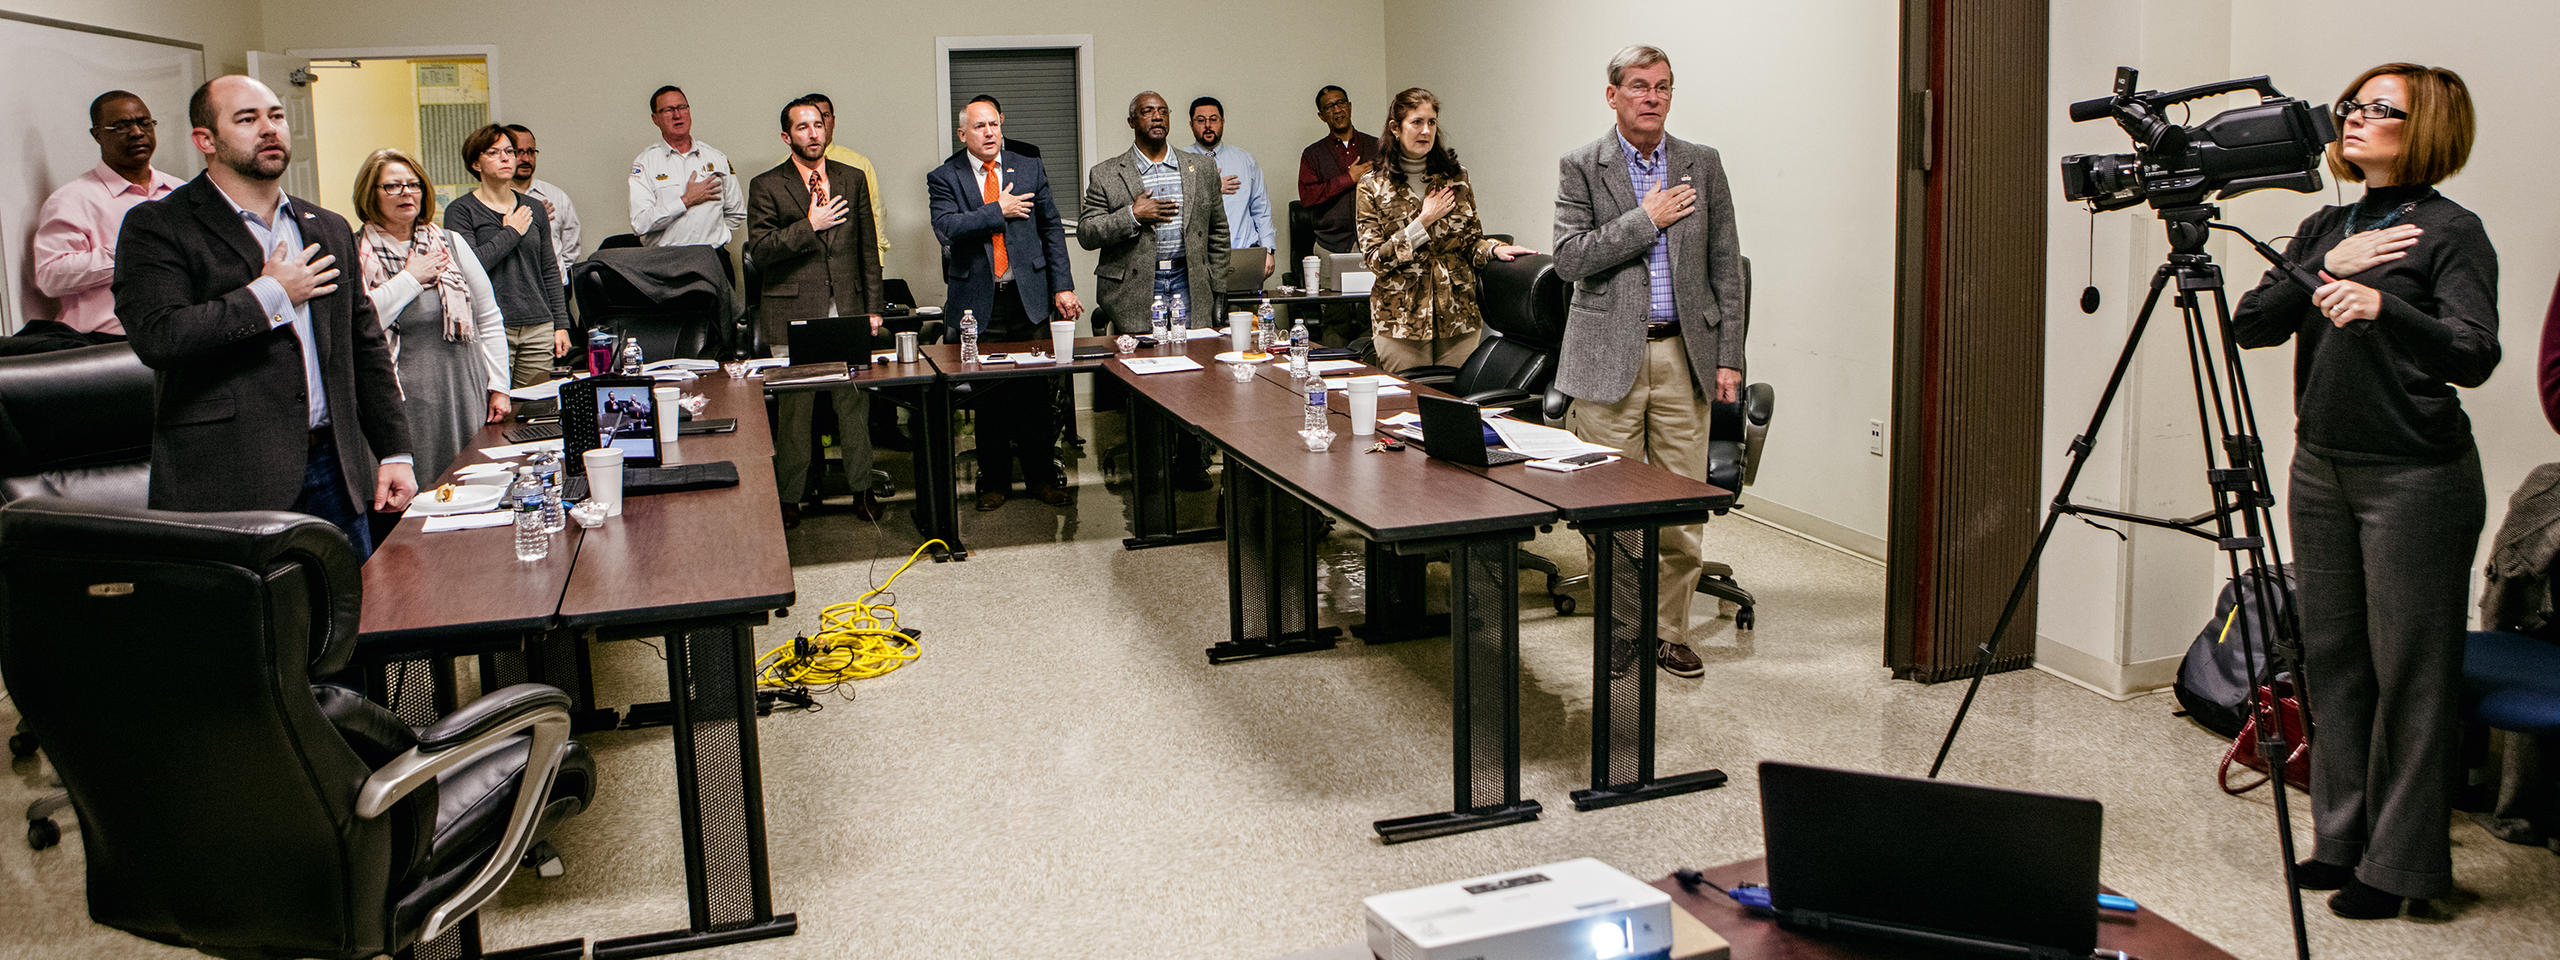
[311,58,421,218]
[1,0,259,76]
[1385,1,1904,553]
[259,0,1388,300]
[2037,0,2560,693]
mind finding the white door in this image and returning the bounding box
[246,51,319,201]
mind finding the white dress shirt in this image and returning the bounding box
[1182,140,1275,251]
[211,182,410,464]
[520,177,582,280]
[628,138,745,247]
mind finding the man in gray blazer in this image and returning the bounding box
[1553,45,1747,679]
[1080,91,1229,335]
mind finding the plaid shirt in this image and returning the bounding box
[1134,147,1185,260]
[1617,131,1677,324]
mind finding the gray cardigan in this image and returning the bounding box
[445,190,570,329]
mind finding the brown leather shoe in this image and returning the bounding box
[846,491,885,522]
[1029,483,1071,507]
[976,491,1007,512]
[1657,641,1704,678]
[779,501,803,530]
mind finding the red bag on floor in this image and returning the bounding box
[2220,679,2310,794]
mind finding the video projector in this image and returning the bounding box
[1363,858,1673,960]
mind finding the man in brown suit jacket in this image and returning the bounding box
[746,97,884,522]
[116,75,412,558]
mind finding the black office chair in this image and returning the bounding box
[0,497,597,959]
[570,246,743,364]
[0,343,156,845]
[1286,200,1316,286]
[1398,253,1566,420]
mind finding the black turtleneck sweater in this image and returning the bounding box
[2233,183,2501,464]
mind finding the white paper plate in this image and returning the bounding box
[410,484,504,516]
[1212,350,1280,364]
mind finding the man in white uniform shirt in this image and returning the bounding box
[628,85,745,247]
[506,123,580,282]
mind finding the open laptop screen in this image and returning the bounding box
[1758,761,2102,957]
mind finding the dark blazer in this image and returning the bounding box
[745,158,882,345]
[928,150,1073,341]
[1551,131,1746,405]
[114,174,408,512]
[1079,147,1228,334]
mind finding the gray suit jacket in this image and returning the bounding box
[1550,130,1745,404]
[1080,147,1228,334]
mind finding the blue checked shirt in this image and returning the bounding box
[1134,147,1185,261]
[1617,131,1677,324]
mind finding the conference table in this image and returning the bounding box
[1107,339,1739,841]
[358,373,799,958]
[1281,858,2239,959]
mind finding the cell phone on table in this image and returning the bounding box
[1527,451,1616,473]
[1072,348,1113,360]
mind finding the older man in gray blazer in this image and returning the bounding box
[1553,45,1746,679]
[1081,91,1229,335]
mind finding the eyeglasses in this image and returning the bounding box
[654,103,691,115]
[513,147,538,156]
[1618,81,1674,98]
[377,182,425,195]
[94,119,157,136]
[1317,99,1349,112]
[2334,99,2407,121]
[480,145,517,157]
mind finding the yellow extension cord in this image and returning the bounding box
[754,539,946,690]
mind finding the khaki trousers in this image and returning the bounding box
[1371,329,1480,374]
[506,324,555,388]
[1567,335,1709,643]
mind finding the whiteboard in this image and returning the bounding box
[0,12,205,334]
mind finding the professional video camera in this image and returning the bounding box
[2060,67,2336,213]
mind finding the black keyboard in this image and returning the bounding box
[560,461,740,500]
[505,418,736,444]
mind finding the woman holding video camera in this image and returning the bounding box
[2234,62,2498,921]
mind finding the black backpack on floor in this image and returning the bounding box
[2174,564,2297,738]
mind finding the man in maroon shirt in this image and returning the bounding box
[1296,85,1378,255]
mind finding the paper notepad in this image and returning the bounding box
[1306,359,1366,374]
[1120,356,1205,374]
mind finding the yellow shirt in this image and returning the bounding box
[824,143,890,258]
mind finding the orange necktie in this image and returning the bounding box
[981,161,1009,276]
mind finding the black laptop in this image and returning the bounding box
[1759,761,2103,959]
[786,315,875,368]
[1413,394,1532,467]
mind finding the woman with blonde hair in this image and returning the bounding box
[1353,87,1533,373]
[351,148,508,483]
[2233,62,2499,920]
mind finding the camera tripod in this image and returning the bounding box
[1927,202,2318,960]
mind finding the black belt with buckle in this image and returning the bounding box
[1644,321,1680,340]
[307,425,332,448]
[994,278,1018,292]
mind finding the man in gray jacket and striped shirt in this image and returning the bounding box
[1552,44,1747,679]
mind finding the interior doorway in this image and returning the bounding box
[276,46,500,216]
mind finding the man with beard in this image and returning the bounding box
[504,123,581,285]
[29,90,187,339]
[113,75,414,558]
[747,96,885,524]
[1180,96,1275,281]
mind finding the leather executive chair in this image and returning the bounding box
[0,497,597,959]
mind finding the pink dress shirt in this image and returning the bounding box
[31,162,187,334]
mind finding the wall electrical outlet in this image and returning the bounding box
[1868,419,1886,456]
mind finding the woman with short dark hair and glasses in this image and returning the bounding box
[2233,62,2498,921]
[445,123,571,387]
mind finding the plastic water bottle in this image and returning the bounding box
[1167,289,1189,345]
[1286,314,1311,381]
[533,454,566,533]
[1254,299,1275,352]
[1304,375,1328,433]
[617,336,644,376]
[958,309,979,365]
[511,467,549,562]
[1149,288,1170,344]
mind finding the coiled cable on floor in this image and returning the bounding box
[755,539,944,693]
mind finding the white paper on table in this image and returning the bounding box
[1488,417,1618,459]
[1184,327,1225,339]
[507,377,569,401]
[420,511,513,532]
[1120,356,1205,374]
[1010,354,1058,366]
[478,439,563,459]
[453,461,517,479]
[1305,359,1365,374]
[1318,374,1409,396]
[648,369,699,383]
[644,358,720,372]
[743,357,793,373]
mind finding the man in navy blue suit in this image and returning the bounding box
[928,97,1081,510]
